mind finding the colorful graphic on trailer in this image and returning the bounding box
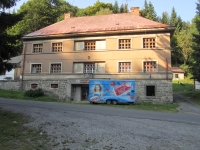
[88,80,136,103]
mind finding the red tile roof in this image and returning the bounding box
[171,67,185,73]
[25,13,174,37]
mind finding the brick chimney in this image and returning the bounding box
[130,7,140,16]
[64,13,71,19]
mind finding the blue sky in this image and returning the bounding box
[13,0,197,22]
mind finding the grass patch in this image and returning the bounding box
[0,89,58,102]
[173,78,200,105]
[0,110,50,150]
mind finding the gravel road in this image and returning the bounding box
[1,99,200,150]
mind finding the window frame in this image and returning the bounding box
[84,63,95,73]
[30,63,42,74]
[118,39,131,50]
[50,63,62,74]
[84,41,96,51]
[142,37,156,49]
[118,61,132,73]
[32,43,43,53]
[146,85,156,97]
[143,60,158,72]
[51,42,63,52]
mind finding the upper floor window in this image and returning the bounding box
[143,38,156,48]
[74,40,106,51]
[50,63,61,73]
[52,42,62,52]
[119,62,131,72]
[143,61,157,72]
[85,41,96,50]
[84,63,95,73]
[31,64,41,74]
[33,44,43,53]
[119,39,131,49]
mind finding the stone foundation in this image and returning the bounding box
[0,81,20,90]
[21,79,173,103]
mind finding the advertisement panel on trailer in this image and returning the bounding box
[88,80,136,104]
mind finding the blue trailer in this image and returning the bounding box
[88,80,136,104]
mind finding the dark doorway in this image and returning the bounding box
[81,85,89,101]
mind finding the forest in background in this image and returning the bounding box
[1,0,200,81]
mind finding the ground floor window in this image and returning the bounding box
[146,85,155,96]
[175,74,179,78]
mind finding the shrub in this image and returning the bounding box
[24,88,44,98]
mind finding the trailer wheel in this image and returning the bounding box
[106,100,111,105]
[112,100,118,105]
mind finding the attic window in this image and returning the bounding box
[119,39,131,49]
[143,38,156,48]
[116,23,119,25]
[52,42,62,52]
[33,44,43,53]
[71,26,75,28]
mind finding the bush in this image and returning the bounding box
[24,88,44,98]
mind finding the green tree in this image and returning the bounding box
[175,23,193,65]
[95,8,113,15]
[0,0,22,74]
[140,0,157,21]
[191,0,200,82]
[160,11,169,24]
[9,0,78,36]
[76,1,112,16]
[113,0,119,13]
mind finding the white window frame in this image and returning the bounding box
[51,42,63,52]
[142,37,157,49]
[30,63,42,74]
[118,61,132,73]
[142,60,158,72]
[49,62,62,74]
[32,43,43,53]
[84,63,95,73]
[118,38,131,50]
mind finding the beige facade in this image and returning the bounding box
[21,11,175,103]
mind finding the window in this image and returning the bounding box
[175,74,179,78]
[143,61,157,72]
[50,64,61,73]
[119,62,131,72]
[31,84,38,89]
[143,38,156,48]
[31,64,41,74]
[84,63,95,73]
[51,84,58,88]
[119,39,131,49]
[52,42,62,52]
[146,86,155,96]
[33,44,43,53]
[85,41,95,50]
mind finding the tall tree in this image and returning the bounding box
[160,11,169,24]
[140,0,157,21]
[170,7,178,26]
[9,0,78,36]
[191,0,200,82]
[0,0,22,74]
[113,0,119,13]
[175,23,193,65]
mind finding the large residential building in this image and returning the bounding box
[21,7,175,103]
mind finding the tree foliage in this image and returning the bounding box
[0,0,22,74]
[95,8,113,16]
[191,0,200,82]
[9,0,78,36]
[140,0,157,21]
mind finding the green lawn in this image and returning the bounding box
[0,89,58,102]
[172,78,200,105]
[0,110,51,150]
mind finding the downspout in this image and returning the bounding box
[166,58,168,80]
[20,44,26,90]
